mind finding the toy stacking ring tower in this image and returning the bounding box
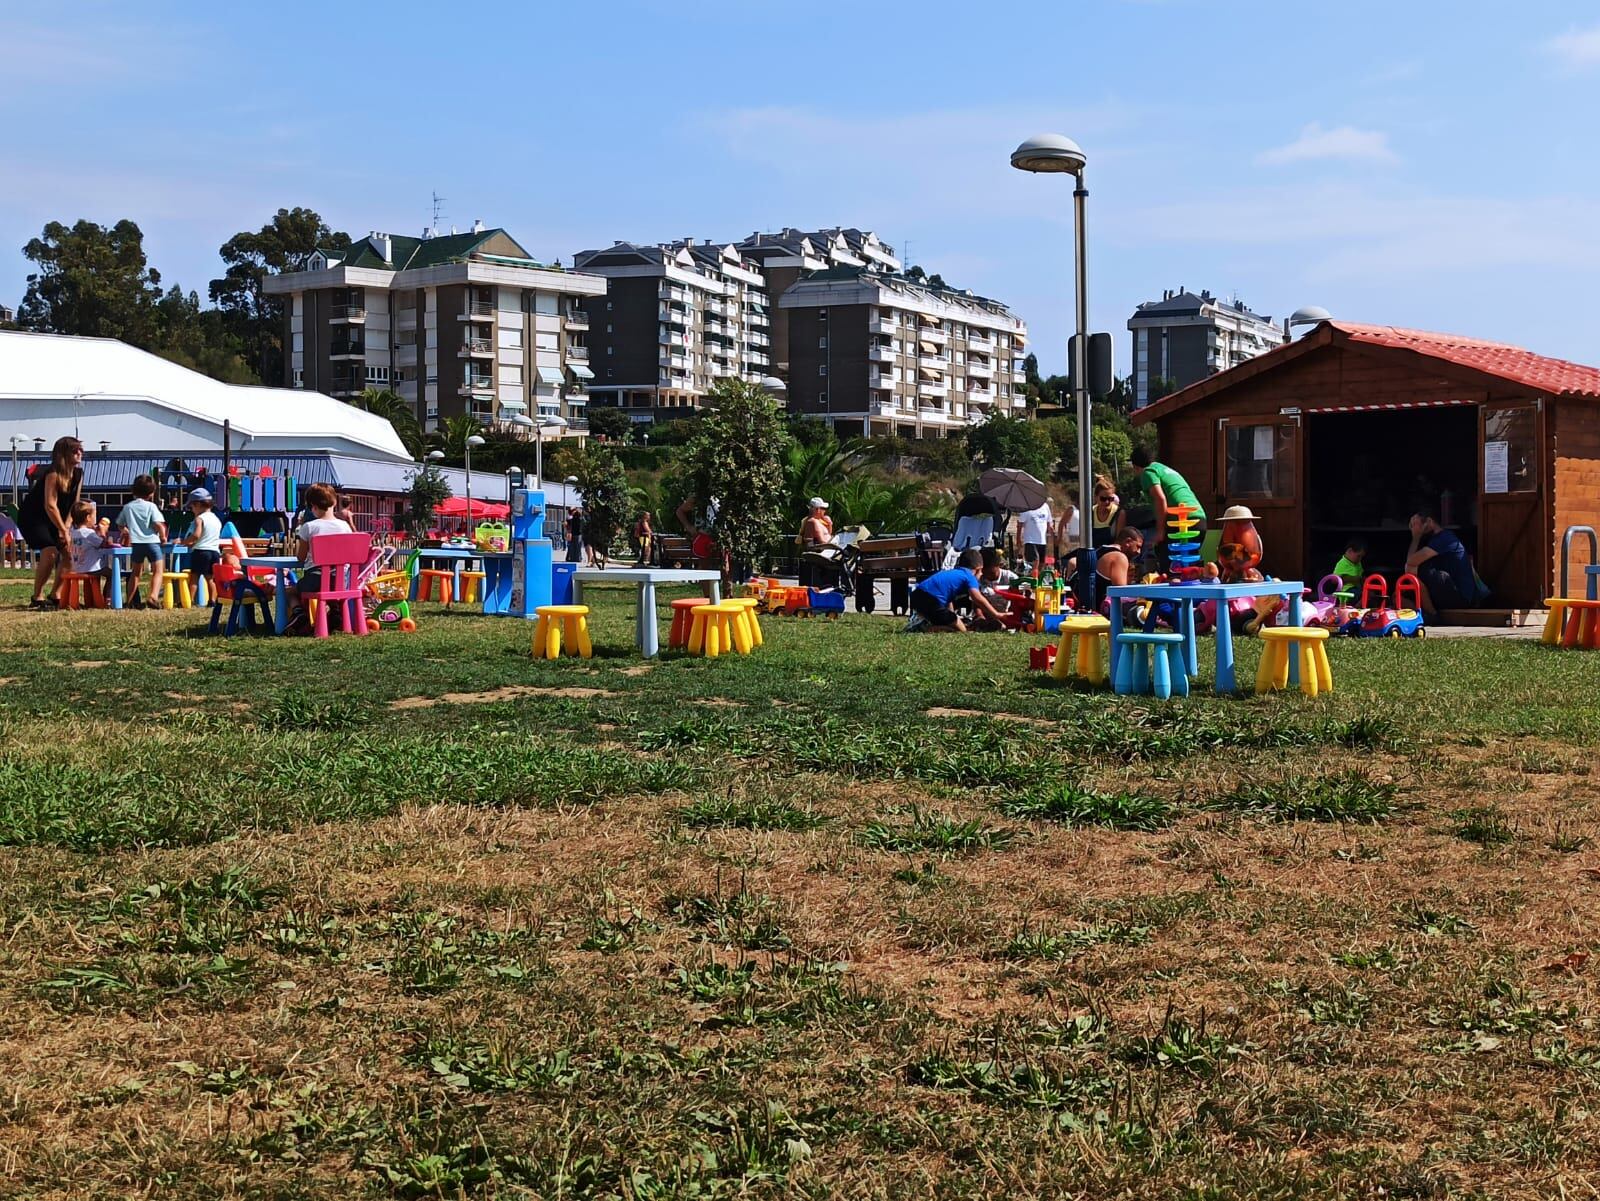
[1166,503,1203,579]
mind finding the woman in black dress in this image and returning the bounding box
[18,436,85,608]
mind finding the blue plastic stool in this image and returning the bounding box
[1113,631,1189,699]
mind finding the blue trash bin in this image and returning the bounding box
[552,561,576,605]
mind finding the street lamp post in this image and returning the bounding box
[1011,133,1092,550]
[9,436,37,509]
[464,434,486,522]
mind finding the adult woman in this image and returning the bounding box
[18,436,84,608]
[1089,474,1121,546]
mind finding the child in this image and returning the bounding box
[1333,538,1366,597]
[183,487,223,600]
[68,501,115,596]
[116,474,168,609]
[286,482,354,623]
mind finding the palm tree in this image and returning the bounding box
[433,414,485,462]
[783,436,870,516]
[350,387,424,458]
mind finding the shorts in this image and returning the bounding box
[188,548,220,576]
[1024,543,1047,565]
[1418,565,1467,611]
[129,543,163,565]
[909,588,958,627]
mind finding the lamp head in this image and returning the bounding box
[1010,133,1086,175]
[426,450,445,461]
[1288,305,1332,328]
[465,435,486,448]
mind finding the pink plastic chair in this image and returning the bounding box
[303,533,374,638]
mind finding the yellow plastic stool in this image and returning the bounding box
[726,597,764,648]
[1256,627,1333,697]
[1541,598,1571,644]
[532,604,593,660]
[160,575,193,610]
[1050,614,1111,684]
[459,571,486,605]
[688,602,752,658]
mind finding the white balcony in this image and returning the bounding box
[704,321,732,339]
[566,344,589,362]
[868,344,897,363]
[743,350,769,366]
[918,356,948,373]
[966,330,994,348]
[459,300,495,319]
[748,332,770,348]
[659,351,692,370]
[459,375,494,396]
[869,400,898,417]
[394,309,418,331]
[870,372,897,391]
[563,309,589,330]
[918,405,951,423]
[458,337,492,358]
[747,309,769,327]
[966,360,994,379]
[919,326,948,346]
[1012,371,1027,385]
[330,303,366,322]
[870,317,896,336]
[705,299,728,317]
[660,285,692,304]
[918,381,948,398]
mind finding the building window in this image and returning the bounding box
[365,366,389,383]
[819,336,828,349]
[1224,421,1297,500]
[292,369,304,388]
[1483,406,1536,494]
[818,364,827,377]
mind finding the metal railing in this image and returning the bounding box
[563,310,589,328]
[464,300,494,317]
[566,344,589,361]
[332,303,366,319]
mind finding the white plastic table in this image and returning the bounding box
[1106,580,1306,695]
[242,556,301,634]
[571,566,723,657]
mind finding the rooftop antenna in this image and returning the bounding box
[429,191,446,237]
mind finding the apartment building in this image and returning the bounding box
[570,240,772,420]
[778,267,1028,438]
[1128,288,1286,408]
[263,225,606,435]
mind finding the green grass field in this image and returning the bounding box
[3,567,1600,1199]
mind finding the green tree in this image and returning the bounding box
[571,442,632,567]
[404,462,452,533]
[965,412,1055,479]
[827,476,948,534]
[585,405,633,442]
[151,286,256,383]
[351,387,424,458]
[783,435,868,517]
[18,218,162,344]
[433,415,485,462]
[681,380,792,575]
[211,208,349,383]
[1149,376,1180,403]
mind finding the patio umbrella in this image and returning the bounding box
[435,496,510,519]
[979,467,1048,512]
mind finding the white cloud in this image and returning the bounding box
[1544,24,1600,70]
[1257,123,1398,166]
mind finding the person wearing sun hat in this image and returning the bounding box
[1216,504,1265,582]
[182,486,224,600]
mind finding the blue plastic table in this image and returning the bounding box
[108,546,131,609]
[1588,564,1599,601]
[1105,580,1306,695]
[242,555,301,634]
[480,551,514,615]
[412,548,479,603]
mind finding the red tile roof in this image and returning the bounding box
[1132,319,1600,425]
[1332,321,1600,400]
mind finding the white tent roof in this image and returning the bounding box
[0,330,411,462]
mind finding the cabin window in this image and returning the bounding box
[1223,420,1297,500]
[1482,405,1536,494]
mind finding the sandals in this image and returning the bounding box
[27,598,59,611]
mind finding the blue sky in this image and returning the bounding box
[4,1,1599,374]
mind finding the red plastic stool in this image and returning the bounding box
[56,572,105,610]
[668,597,703,650]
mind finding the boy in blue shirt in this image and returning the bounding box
[116,474,168,609]
[909,549,1007,632]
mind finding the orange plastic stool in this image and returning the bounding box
[1560,599,1600,649]
[418,569,456,603]
[668,597,704,649]
[56,572,105,610]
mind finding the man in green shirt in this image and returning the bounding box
[1129,447,1206,571]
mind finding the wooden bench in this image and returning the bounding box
[850,535,925,615]
[656,535,693,569]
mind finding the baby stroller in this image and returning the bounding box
[800,543,854,597]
